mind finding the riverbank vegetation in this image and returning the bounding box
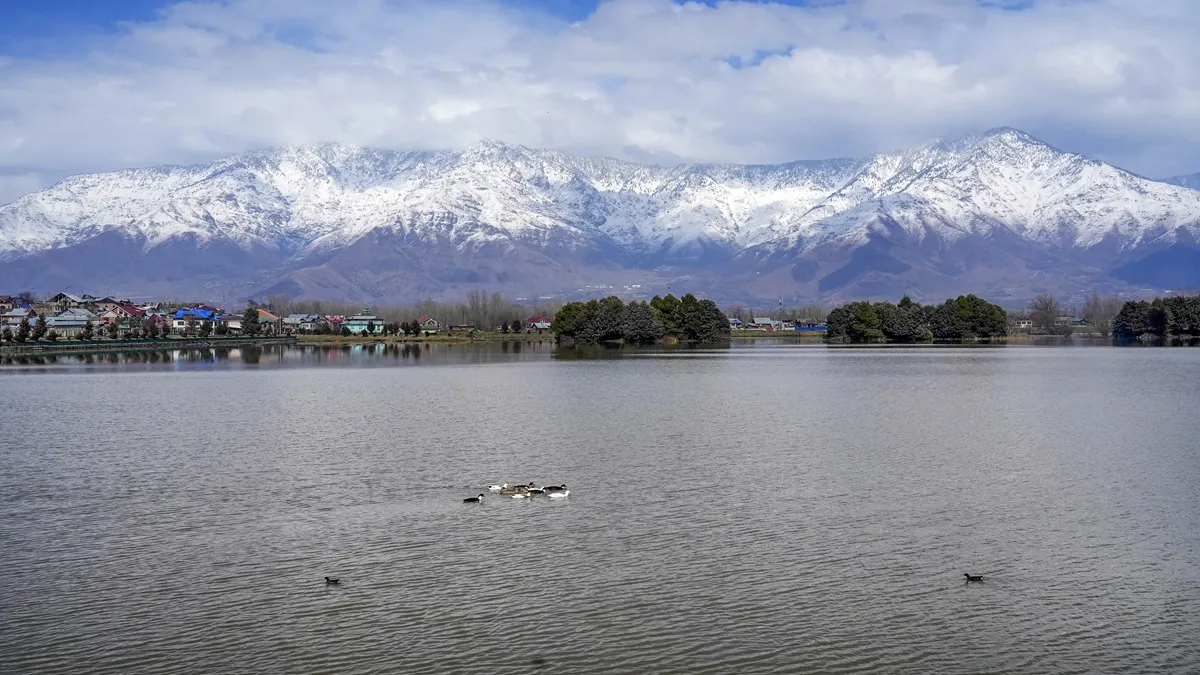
[553,293,730,344]
[825,295,1007,343]
[1113,295,1200,344]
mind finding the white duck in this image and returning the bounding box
[548,490,570,499]
[487,484,507,493]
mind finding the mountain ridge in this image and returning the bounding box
[2,128,1199,304]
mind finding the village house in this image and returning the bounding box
[283,313,326,333]
[46,292,87,312]
[0,295,14,312]
[255,309,281,334]
[417,315,442,333]
[344,313,383,335]
[102,304,146,324]
[1,306,37,328]
[525,315,552,331]
[48,307,101,338]
[172,308,217,333]
[216,314,243,334]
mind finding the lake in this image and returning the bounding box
[2,342,1198,673]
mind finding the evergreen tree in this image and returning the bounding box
[32,315,47,340]
[199,321,212,338]
[501,321,509,333]
[107,320,120,339]
[1,326,11,342]
[16,317,30,342]
[242,306,260,336]
[366,320,375,335]
[81,320,94,341]
[46,330,58,342]
[400,321,409,336]
[620,301,666,344]
[1113,300,1150,343]
[650,294,682,337]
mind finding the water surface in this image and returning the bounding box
[2,343,1198,673]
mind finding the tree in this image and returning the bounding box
[199,321,212,338]
[1113,300,1150,343]
[501,321,510,333]
[399,321,409,336]
[1147,298,1173,339]
[1030,293,1062,335]
[46,329,59,342]
[107,320,119,339]
[215,321,228,336]
[32,315,48,340]
[16,317,30,342]
[366,320,375,336]
[650,294,682,337]
[1,327,11,342]
[242,306,261,336]
[341,326,351,337]
[1082,292,1122,338]
[185,318,198,337]
[621,301,666,344]
[80,320,94,341]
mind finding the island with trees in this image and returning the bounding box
[825,294,1007,343]
[1113,295,1200,344]
[552,293,730,344]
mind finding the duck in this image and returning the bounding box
[548,490,570,499]
[487,484,507,493]
[544,484,567,493]
[527,487,545,495]
[325,576,340,585]
[512,493,531,499]
[463,494,485,503]
[964,573,984,582]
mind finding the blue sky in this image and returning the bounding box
[1,0,1198,203]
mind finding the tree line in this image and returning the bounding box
[1113,295,1200,343]
[251,289,563,331]
[553,293,731,344]
[825,295,1007,343]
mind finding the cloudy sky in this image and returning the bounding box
[2,0,1199,203]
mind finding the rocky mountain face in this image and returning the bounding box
[2,128,1198,305]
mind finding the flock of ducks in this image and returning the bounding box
[464,482,569,503]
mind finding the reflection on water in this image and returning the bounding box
[0,341,562,372]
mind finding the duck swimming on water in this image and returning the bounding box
[964,573,984,582]
[325,577,340,585]
[487,484,506,493]
[464,494,485,503]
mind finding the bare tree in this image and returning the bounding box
[1082,292,1122,338]
[1030,293,1062,334]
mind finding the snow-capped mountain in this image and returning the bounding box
[2,128,1199,304]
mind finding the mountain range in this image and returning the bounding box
[2,127,1199,306]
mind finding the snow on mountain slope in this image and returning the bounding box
[1161,172,1200,191]
[3,128,1200,301]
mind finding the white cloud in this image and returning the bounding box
[2,0,1200,204]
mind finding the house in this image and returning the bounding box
[102,304,146,324]
[525,315,551,331]
[255,309,280,334]
[752,317,783,331]
[728,317,743,329]
[1013,318,1033,330]
[172,308,217,333]
[48,308,101,338]
[417,315,441,333]
[283,313,326,333]
[345,314,383,335]
[216,315,243,333]
[2,307,37,328]
[0,296,13,312]
[46,292,86,311]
